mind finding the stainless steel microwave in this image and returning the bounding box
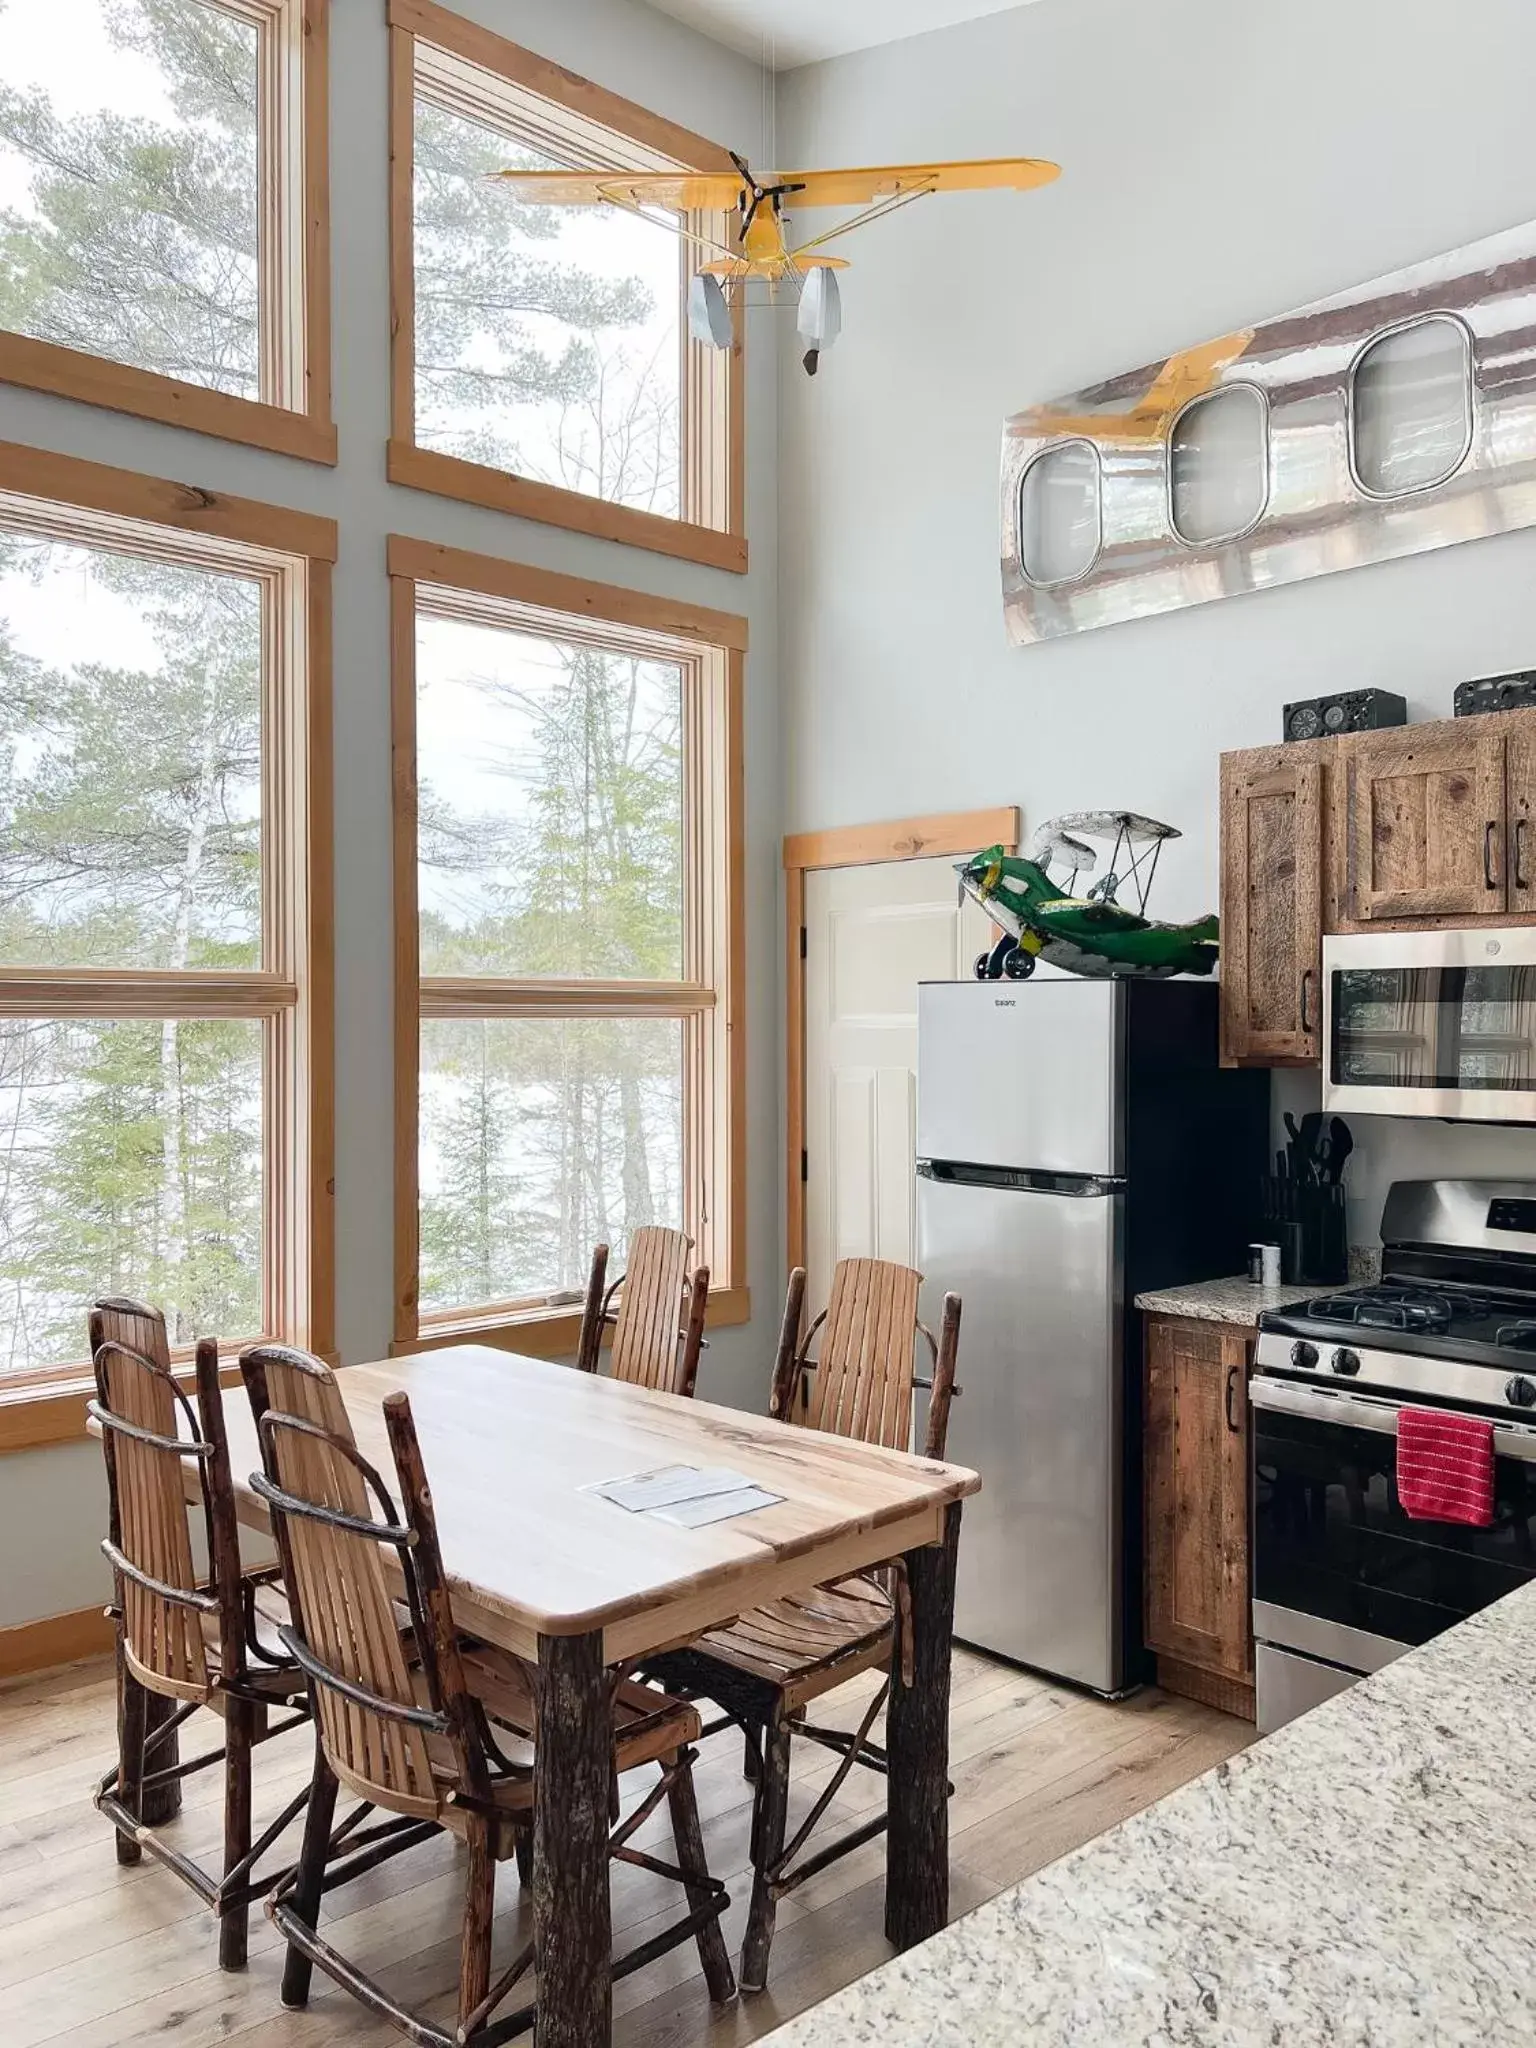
[1323,928,1536,1122]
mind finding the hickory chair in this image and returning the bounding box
[241,1342,737,2048]
[88,1298,312,1970]
[576,1225,709,1396]
[645,1256,963,1992]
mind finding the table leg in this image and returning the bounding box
[114,1631,182,1843]
[885,1501,960,1950]
[534,1630,612,2048]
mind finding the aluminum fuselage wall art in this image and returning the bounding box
[1001,217,1536,643]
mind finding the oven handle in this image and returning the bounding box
[1250,1375,1536,1464]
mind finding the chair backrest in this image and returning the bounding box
[578,1227,709,1396]
[88,1299,238,1702]
[769,1261,963,1459]
[241,1348,476,1820]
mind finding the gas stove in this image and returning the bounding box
[1251,1178,1536,1738]
[1255,1179,1536,1416]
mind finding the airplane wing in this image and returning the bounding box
[772,158,1060,207]
[488,170,744,209]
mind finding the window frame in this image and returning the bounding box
[1346,311,1476,503]
[0,0,334,464]
[1016,437,1104,588]
[387,533,746,1357]
[386,0,745,574]
[0,441,335,1448]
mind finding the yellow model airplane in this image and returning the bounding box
[491,151,1061,372]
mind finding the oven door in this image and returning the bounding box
[1323,927,1536,1122]
[1251,1376,1536,1655]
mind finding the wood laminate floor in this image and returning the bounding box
[0,1650,1253,2047]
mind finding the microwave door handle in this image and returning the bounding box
[1249,1375,1536,1464]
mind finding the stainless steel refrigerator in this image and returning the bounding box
[915,977,1268,1694]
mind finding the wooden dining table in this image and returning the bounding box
[192,1342,980,2048]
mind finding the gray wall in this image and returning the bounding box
[776,0,1536,1254]
[0,0,778,1629]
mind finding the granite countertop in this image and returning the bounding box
[759,1580,1536,2048]
[1133,1275,1336,1325]
[1134,1250,1380,1326]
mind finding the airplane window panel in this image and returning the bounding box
[1352,317,1473,497]
[1019,440,1101,584]
[1169,384,1268,544]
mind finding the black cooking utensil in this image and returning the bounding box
[1326,1116,1353,1185]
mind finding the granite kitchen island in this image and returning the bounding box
[760,1581,1536,2046]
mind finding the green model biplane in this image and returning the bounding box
[959,812,1219,981]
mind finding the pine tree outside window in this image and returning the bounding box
[387,0,743,573]
[0,0,333,462]
[0,446,334,1415]
[388,537,745,1355]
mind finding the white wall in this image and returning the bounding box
[0,0,778,1630]
[776,0,1536,1257]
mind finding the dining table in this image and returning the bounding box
[187,1341,980,2048]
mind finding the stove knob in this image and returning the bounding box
[1331,1348,1361,1377]
[1290,1341,1319,1370]
[1506,1375,1536,1409]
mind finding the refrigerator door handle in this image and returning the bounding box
[916,1160,1125,1197]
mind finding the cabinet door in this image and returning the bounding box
[1219,750,1322,1064]
[1507,726,1536,917]
[1144,1317,1252,1683]
[1346,726,1506,920]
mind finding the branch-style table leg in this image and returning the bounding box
[534,1629,612,2048]
[114,1629,182,1851]
[885,1501,960,1950]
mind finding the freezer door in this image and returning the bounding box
[917,1169,1123,1691]
[916,980,1122,1176]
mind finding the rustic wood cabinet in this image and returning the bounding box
[1143,1314,1254,1719]
[1220,704,1536,1067]
[1345,722,1506,921]
[1219,749,1322,1065]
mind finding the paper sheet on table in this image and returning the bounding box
[648,1486,783,1528]
[586,1463,783,1522]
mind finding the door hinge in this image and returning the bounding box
[799,925,807,960]
[800,1148,808,1182]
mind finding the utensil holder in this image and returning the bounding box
[1259,1176,1348,1285]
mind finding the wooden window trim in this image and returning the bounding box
[0,0,335,464]
[386,0,745,573]
[783,808,1020,1274]
[0,443,336,1450]
[389,532,746,1354]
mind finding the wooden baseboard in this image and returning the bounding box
[1154,1653,1256,1723]
[0,1603,113,1680]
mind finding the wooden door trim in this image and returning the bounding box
[783,806,1019,1273]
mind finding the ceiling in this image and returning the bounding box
[646,0,1039,70]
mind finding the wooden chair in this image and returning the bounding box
[576,1225,710,1397]
[645,1258,962,1991]
[88,1298,311,1970]
[242,1344,736,2046]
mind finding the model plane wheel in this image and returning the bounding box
[1003,947,1036,981]
[978,935,1014,981]
[974,950,995,981]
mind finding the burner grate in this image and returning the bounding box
[1307,1287,1463,1335]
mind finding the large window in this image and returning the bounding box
[0,445,334,1395]
[388,535,744,1352]
[0,0,332,461]
[387,0,742,572]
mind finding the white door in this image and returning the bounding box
[803,856,992,1312]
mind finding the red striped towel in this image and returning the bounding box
[1396,1407,1495,1527]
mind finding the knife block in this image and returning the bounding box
[1260,1176,1347,1286]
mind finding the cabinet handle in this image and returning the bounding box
[1299,967,1315,1036]
[1518,817,1530,893]
[1485,820,1500,891]
[1225,1364,1241,1435]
